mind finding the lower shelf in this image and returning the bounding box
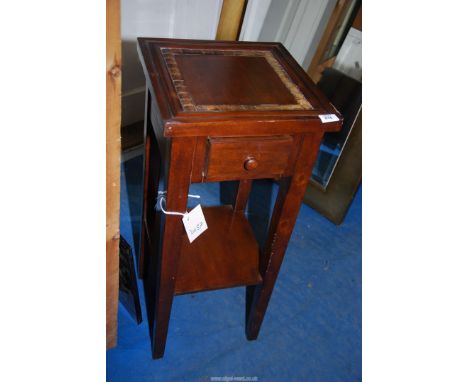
[175,205,262,295]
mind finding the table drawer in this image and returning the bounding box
[204,136,294,181]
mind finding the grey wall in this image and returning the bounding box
[121,0,222,127]
[243,0,337,69]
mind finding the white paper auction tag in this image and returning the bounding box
[319,114,339,123]
[182,204,208,243]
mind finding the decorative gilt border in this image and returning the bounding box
[161,47,313,112]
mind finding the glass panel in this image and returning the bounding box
[312,136,342,187]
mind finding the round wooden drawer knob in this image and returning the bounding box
[244,157,258,171]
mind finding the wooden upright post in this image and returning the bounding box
[216,0,247,41]
[106,0,121,349]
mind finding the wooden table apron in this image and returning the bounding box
[136,38,342,359]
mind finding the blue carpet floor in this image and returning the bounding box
[107,150,361,382]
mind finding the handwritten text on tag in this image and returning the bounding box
[182,204,208,243]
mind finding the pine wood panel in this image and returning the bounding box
[106,0,121,349]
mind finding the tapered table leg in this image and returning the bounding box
[246,133,323,340]
[151,137,196,359]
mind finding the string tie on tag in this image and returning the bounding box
[156,191,201,216]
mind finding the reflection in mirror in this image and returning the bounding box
[311,68,362,188]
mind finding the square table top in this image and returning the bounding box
[137,38,341,136]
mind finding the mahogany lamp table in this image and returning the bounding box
[137,38,342,359]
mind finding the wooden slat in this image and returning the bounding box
[216,0,247,41]
[352,5,361,31]
[310,56,336,84]
[307,0,349,81]
[106,0,121,349]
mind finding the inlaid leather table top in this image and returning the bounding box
[137,38,342,136]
